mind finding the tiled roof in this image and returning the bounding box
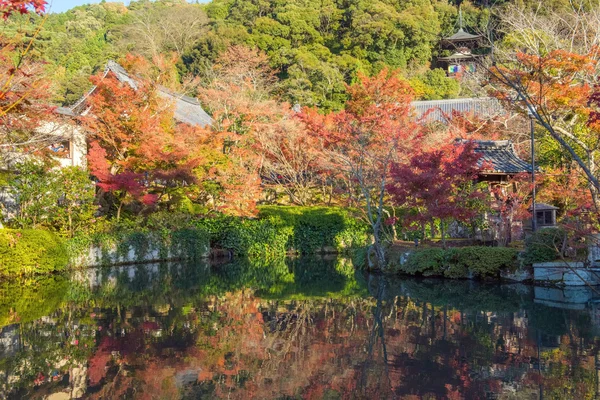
[157,87,213,128]
[469,140,532,174]
[55,106,76,117]
[56,61,212,128]
[412,97,504,123]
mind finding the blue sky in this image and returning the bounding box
[49,0,209,14]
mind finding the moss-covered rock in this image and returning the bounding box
[392,246,520,280]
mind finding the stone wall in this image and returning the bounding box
[70,230,210,268]
[533,262,600,286]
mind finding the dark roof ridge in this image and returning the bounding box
[532,203,559,210]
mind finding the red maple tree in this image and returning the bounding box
[387,141,485,246]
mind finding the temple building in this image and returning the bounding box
[452,140,535,243]
[470,140,533,183]
[57,61,212,128]
[412,97,504,123]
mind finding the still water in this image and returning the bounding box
[1,257,600,399]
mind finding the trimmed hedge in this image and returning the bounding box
[4,207,368,273]
[193,206,369,259]
[396,246,519,279]
[0,229,69,276]
[194,216,293,259]
[67,207,368,267]
[258,206,369,255]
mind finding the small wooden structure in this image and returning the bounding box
[51,61,213,171]
[462,140,533,244]
[530,203,559,228]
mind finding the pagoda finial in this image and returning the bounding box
[458,5,464,30]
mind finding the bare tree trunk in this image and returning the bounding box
[441,220,447,249]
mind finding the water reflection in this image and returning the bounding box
[1,258,600,399]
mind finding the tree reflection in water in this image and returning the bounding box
[1,258,599,399]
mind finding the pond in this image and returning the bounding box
[1,257,600,399]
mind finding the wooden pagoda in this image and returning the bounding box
[437,9,485,76]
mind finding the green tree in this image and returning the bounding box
[7,162,96,236]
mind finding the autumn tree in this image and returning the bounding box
[0,46,54,163]
[301,69,422,268]
[488,173,532,245]
[0,0,46,18]
[80,72,203,219]
[0,0,55,162]
[488,1,600,211]
[387,141,485,247]
[256,115,322,205]
[195,46,321,213]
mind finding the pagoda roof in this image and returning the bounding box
[468,140,533,174]
[56,60,212,128]
[444,28,483,42]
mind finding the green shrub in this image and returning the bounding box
[258,206,369,255]
[0,229,69,276]
[522,228,566,265]
[171,229,211,260]
[190,215,292,260]
[444,248,470,279]
[401,248,446,276]
[6,162,96,237]
[69,207,367,267]
[451,247,519,277]
[398,246,519,279]
[184,207,367,260]
[69,227,211,267]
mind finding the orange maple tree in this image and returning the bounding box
[195,47,279,216]
[0,0,52,158]
[489,48,600,213]
[80,73,204,218]
[301,69,423,267]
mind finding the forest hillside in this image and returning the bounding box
[6,0,572,110]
